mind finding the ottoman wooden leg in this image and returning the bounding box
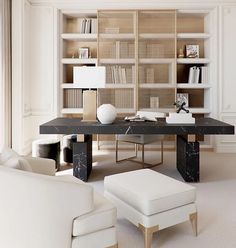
[189,212,198,236]
[139,224,159,248]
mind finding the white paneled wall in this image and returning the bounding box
[217,5,236,152]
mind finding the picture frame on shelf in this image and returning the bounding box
[176,93,189,107]
[186,45,199,58]
[79,47,90,59]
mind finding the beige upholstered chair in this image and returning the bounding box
[116,111,165,168]
[0,148,117,248]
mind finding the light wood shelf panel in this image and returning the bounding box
[139,33,175,39]
[61,108,83,114]
[61,33,97,41]
[99,33,135,40]
[139,83,175,89]
[177,58,210,64]
[105,84,135,88]
[139,58,175,64]
[177,83,211,89]
[61,58,97,64]
[177,33,210,39]
[99,58,135,64]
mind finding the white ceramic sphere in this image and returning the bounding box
[97,104,117,124]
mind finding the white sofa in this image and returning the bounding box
[0,149,117,248]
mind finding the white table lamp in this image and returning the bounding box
[73,66,106,122]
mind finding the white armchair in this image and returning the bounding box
[0,154,117,248]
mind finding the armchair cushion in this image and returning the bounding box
[24,157,55,176]
[73,192,117,236]
[0,147,18,163]
[2,157,33,172]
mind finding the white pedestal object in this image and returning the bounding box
[166,112,195,124]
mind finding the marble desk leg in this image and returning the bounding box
[176,135,200,182]
[73,134,92,182]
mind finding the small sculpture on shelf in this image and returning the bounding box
[174,101,190,114]
[177,48,185,58]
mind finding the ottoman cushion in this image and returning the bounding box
[104,169,196,216]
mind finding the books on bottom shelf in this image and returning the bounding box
[80,18,97,34]
[188,66,208,84]
[115,89,133,108]
[64,89,83,108]
[150,97,159,108]
[139,67,155,84]
[108,65,135,84]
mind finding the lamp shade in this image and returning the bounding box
[73,66,106,88]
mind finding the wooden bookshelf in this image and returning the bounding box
[59,9,214,147]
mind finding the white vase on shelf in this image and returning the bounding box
[97,104,117,124]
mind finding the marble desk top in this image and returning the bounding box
[40,117,234,136]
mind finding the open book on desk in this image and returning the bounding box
[125,111,166,122]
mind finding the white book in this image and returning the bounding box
[85,19,91,33]
[80,19,86,34]
[194,67,200,84]
[116,41,120,59]
[146,68,155,84]
[118,66,123,84]
[188,66,195,84]
[122,68,127,84]
[111,66,115,84]
[91,18,97,33]
[201,66,208,84]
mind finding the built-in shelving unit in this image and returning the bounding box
[59,8,214,145]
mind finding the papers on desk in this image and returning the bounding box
[124,111,166,122]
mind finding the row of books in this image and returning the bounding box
[188,66,208,84]
[80,18,97,34]
[64,89,82,108]
[139,42,165,58]
[107,66,135,84]
[103,41,134,59]
[150,97,159,108]
[98,89,133,108]
[139,67,155,84]
[114,90,134,108]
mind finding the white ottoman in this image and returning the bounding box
[104,169,197,248]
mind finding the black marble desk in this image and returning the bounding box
[40,117,234,182]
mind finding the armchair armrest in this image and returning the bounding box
[24,156,55,176]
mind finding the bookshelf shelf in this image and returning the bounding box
[139,58,175,64]
[139,33,175,39]
[105,84,135,88]
[99,33,135,40]
[177,33,210,39]
[61,33,97,41]
[61,58,97,64]
[139,83,175,89]
[61,108,83,114]
[177,58,210,64]
[99,59,135,64]
[177,83,211,89]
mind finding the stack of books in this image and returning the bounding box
[201,66,208,84]
[80,18,97,34]
[150,97,159,108]
[64,89,83,108]
[188,66,209,84]
[188,66,200,84]
[115,89,133,108]
[139,67,155,84]
[108,66,135,84]
[139,42,164,58]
